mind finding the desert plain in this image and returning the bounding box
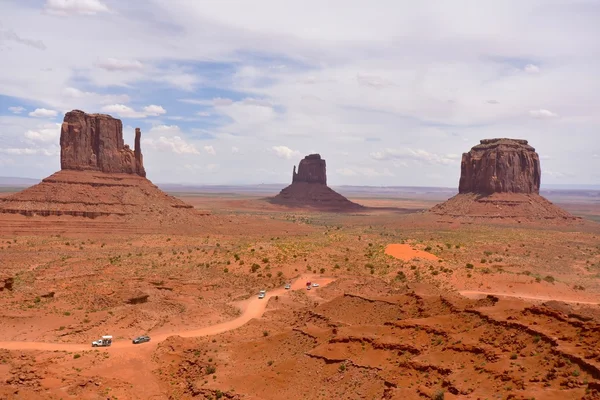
[1,184,600,400]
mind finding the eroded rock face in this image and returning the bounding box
[459,138,540,195]
[60,110,146,177]
[292,154,327,185]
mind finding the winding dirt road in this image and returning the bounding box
[459,290,600,305]
[0,275,334,353]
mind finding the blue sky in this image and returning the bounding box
[1,0,599,186]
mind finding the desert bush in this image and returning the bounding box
[544,275,555,283]
[432,390,444,400]
[205,365,216,375]
[73,354,81,359]
[466,263,474,269]
[424,246,432,252]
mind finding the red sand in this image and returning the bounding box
[385,243,439,261]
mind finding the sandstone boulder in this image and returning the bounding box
[60,110,146,177]
[459,138,540,195]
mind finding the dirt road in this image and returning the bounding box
[459,290,600,305]
[0,275,334,352]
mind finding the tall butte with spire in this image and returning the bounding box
[0,110,208,229]
[429,138,576,222]
[270,154,363,211]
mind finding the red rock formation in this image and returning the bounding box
[430,138,577,222]
[0,110,210,228]
[459,139,540,195]
[293,154,327,184]
[271,154,363,211]
[60,110,146,177]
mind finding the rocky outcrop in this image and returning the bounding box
[459,138,540,195]
[60,110,146,177]
[0,110,210,229]
[430,138,577,223]
[293,154,327,185]
[270,154,363,211]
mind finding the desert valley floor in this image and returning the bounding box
[1,189,600,399]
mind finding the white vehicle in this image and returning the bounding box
[284,284,291,290]
[258,290,266,299]
[92,335,112,347]
[312,283,320,288]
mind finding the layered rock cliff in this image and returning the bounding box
[459,138,540,195]
[430,138,576,223]
[60,110,146,177]
[0,109,209,227]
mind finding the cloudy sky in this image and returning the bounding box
[1,0,599,186]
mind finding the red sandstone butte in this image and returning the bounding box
[430,138,576,222]
[60,110,146,177]
[459,138,540,195]
[0,110,209,225]
[271,154,363,211]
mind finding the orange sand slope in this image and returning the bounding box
[384,243,439,261]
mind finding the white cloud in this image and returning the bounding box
[197,111,211,117]
[204,145,216,155]
[0,29,46,50]
[336,167,393,177]
[272,146,300,160]
[142,105,166,116]
[29,108,58,118]
[62,87,130,105]
[143,136,200,155]
[0,147,58,156]
[44,0,110,16]
[370,148,459,166]
[529,109,558,119]
[101,104,167,118]
[524,64,540,74]
[24,123,61,143]
[336,168,358,176]
[8,106,25,114]
[231,146,239,154]
[97,58,144,71]
[148,124,181,135]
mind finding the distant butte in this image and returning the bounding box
[0,110,209,226]
[270,154,363,211]
[429,138,577,222]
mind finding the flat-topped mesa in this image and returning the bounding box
[60,110,146,177]
[292,154,327,185]
[459,138,540,195]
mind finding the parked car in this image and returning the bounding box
[258,290,266,299]
[312,283,320,288]
[306,285,311,290]
[132,335,151,344]
[92,335,112,347]
[284,284,291,290]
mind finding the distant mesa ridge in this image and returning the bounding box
[0,109,208,223]
[430,138,577,221]
[270,153,363,211]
